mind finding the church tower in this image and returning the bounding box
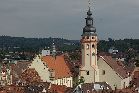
[80,6,99,83]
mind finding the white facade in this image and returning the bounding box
[42,49,50,56]
[29,55,73,87]
[80,35,99,83]
[29,55,51,82]
[52,77,73,87]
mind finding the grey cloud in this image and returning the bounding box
[0,0,139,40]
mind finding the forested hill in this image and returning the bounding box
[0,36,139,53]
[98,39,139,53]
[0,36,79,53]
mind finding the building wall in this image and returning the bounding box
[29,55,51,82]
[52,77,73,87]
[121,76,131,88]
[98,57,123,89]
[80,36,98,83]
[30,55,73,88]
[80,66,95,83]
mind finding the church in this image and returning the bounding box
[79,6,131,89]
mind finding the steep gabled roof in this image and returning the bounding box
[42,55,72,79]
[99,56,128,79]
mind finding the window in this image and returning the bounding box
[87,90,90,93]
[64,78,65,83]
[92,44,95,48]
[87,71,89,75]
[92,53,95,56]
[86,44,89,49]
[82,44,84,49]
[92,37,94,39]
[87,36,89,39]
[102,70,105,75]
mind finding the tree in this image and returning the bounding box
[78,76,85,84]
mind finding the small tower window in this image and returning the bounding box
[92,53,95,56]
[82,36,85,39]
[92,44,95,48]
[87,71,89,75]
[86,44,89,49]
[92,37,94,39]
[87,36,89,39]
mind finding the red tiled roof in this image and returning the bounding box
[100,56,128,79]
[21,68,42,83]
[49,84,67,93]
[42,55,72,79]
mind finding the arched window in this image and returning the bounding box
[86,44,89,49]
[92,44,95,48]
[92,36,94,39]
[87,36,89,39]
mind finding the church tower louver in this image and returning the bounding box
[80,6,99,83]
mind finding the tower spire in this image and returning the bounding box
[88,0,91,9]
[80,0,98,83]
[82,0,96,34]
[52,39,56,58]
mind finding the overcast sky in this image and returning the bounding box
[0,0,139,40]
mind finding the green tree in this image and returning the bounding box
[78,76,85,84]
